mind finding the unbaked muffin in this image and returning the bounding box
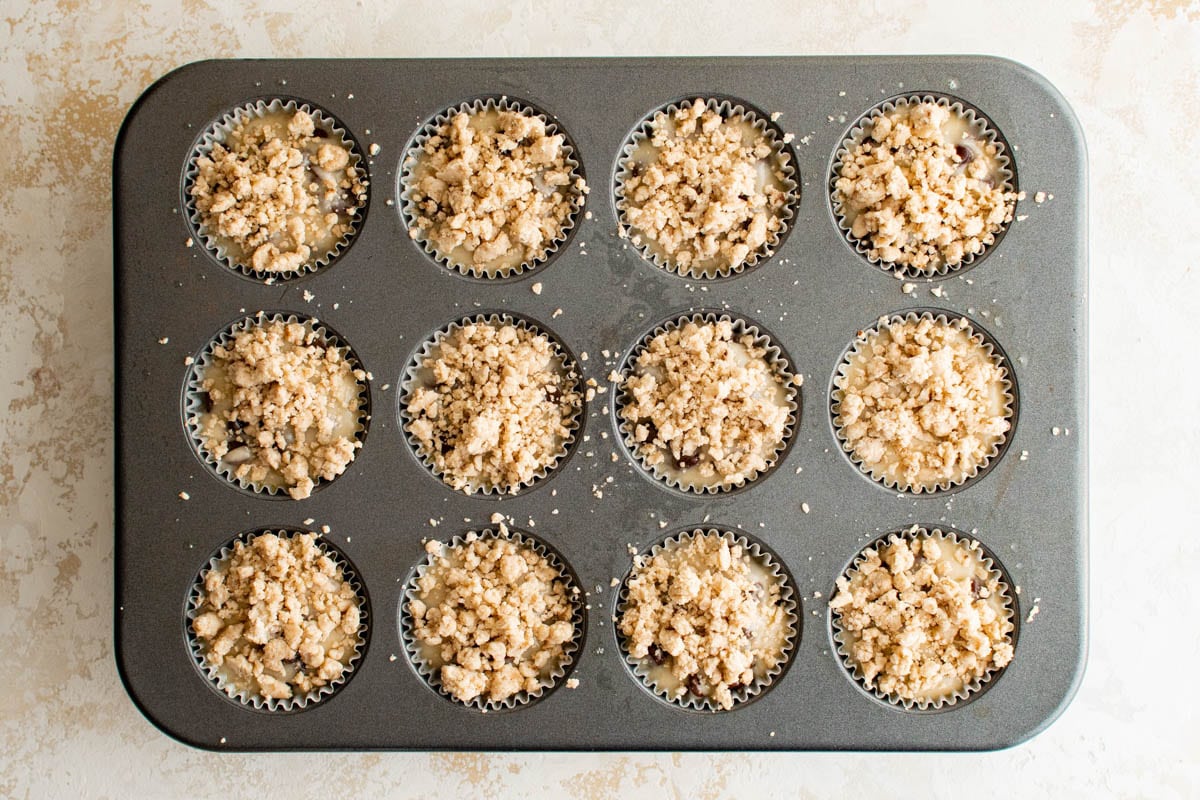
[190,531,364,706]
[619,316,797,491]
[833,99,1016,274]
[190,105,366,276]
[406,527,580,707]
[403,101,587,277]
[829,527,1015,707]
[618,98,794,278]
[618,530,795,710]
[192,316,366,500]
[833,313,1011,492]
[403,317,581,494]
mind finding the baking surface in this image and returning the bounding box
[2,0,1197,795]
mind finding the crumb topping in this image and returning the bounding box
[191,532,362,702]
[196,319,365,500]
[834,101,1016,271]
[405,320,581,493]
[829,531,1014,703]
[835,316,1010,490]
[406,106,587,274]
[191,109,366,273]
[620,318,791,487]
[409,528,577,705]
[620,99,790,276]
[618,533,791,710]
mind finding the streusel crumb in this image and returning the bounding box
[620,99,790,276]
[834,101,1016,271]
[829,531,1014,703]
[619,533,791,710]
[409,528,577,705]
[407,106,586,274]
[620,318,792,488]
[196,319,365,500]
[835,316,1010,490]
[405,320,581,493]
[191,532,362,702]
[191,109,366,273]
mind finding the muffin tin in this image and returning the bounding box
[114,56,1088,751]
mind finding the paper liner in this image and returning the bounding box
[183,98,369,283]
[829,309,1017,495]
[184,527,369,712]
[613,96,799,280]
[398,312,583,496]
[615,311,800,494]
[399,527,586,712]
[829,525,1018,711]
[397,96,586,280]
[182,311,371,498]
[615,527,800,712]
[829,94,1018,280]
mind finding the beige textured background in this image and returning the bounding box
[2,0,1197,797]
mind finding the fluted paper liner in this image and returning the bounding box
[615,527,800,712]
[184,98,368,283]
[185,527,369,712]
[830,309,1017,495]
[400,527,585,712]
[398,312,583,496]
[830,94,1018,279]
[398,96,586,280]
[616,311,799,494]
[183,311,371,498]
[829,525,1018,711]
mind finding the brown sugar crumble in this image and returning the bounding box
[618,532,792,710]
[829,531,1014,704]
[620,318,792,489]
[191,532,363,702]
[409,528,577,705]
[834,101,1016,271]
[195,319,365,500]
[405,320,581,493]
[835,315,1010,491]
[619,99,791,277]
[406,105,587,275]
[191,109,366,273]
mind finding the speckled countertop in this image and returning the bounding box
[2,0,1198,796]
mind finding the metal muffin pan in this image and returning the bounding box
[114,56,1087,751]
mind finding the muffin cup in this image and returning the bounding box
[614,96,800,280]
[829,525,1018,711]
[400,526,586,712]
[615,311,800,494]
[829,309,1017,495]
[830,94,1018,280]
[615,527,800,712]
[185,527,369,712]
[398,311,584,496]
[398,96,586,280]
[183,97,369,283]
[182,311,371,498]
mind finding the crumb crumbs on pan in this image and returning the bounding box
[158,337,170,344]
[178,491,190,501]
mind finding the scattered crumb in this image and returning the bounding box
[178,491,190,501]
[531,282,543,295]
